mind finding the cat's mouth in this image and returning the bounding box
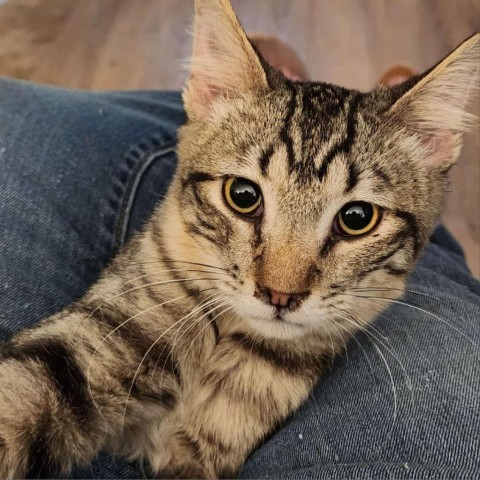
[225,287,312,338]
[270,307,307,327]
[272,307,300,325]
[249,298,310,331]
[272,316,307,333]
[246,307,310,339]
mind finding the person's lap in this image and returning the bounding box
[0,77,478,479]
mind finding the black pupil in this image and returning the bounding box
[341,202,373,230]
[230,179,259,209]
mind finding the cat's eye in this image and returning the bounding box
[335,202,380,236]
[223,177,263,217]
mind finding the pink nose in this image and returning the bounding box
[254,285,310,311]
[269,290,292,308]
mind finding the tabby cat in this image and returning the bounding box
[0,0,478,478]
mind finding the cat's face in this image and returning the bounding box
[163,0,478,340]
[175,84,434,339]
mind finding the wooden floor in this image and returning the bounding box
[0,0,478,275]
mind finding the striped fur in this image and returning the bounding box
[0,0,478,477]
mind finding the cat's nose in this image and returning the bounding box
[255,285,310,311]
[269,290,293,308]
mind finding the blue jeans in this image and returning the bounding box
[1,78,479,479]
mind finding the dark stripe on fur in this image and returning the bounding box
[177,428,203,462]
[153,223,223,324]
[351,258,406,286]
[202,364,238,399]
[259,144,275,175]
[252,217,263,251]
[281,82,298,172]
[230,332,326,378]
[350,234,408,283]
[25,416,54,479]
[197,428,231,455]
[363,261,408,278]
[85,303,182,384]
[186,222,223,247]
[80,301,123,331]
[158,245,206,301]
[318,93,361,182]
[156,447,205,480]
[127,383,177,409]
[319,235,338,258]
[372,165,392,186]
[371,241,404,266]
[281,129,296,172]
[211,319,220,345]
[346,162,359,192]
[197,217,217,231]
[202,363,283,426]
[182,171,215,188]
[384,264,409,276]
[190,183,234,239]
[143,343,181,384]
[395,209,421,256]
[1,339,93,422]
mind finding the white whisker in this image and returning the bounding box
[332,319,374,372]
[124,259,228,272]
[347,293,478,351]
[168,298,228,355]
[183,305,234,360]
[86,294,187,415]
[353,285,470,325]
[151,295,227,377]
[332,307,413,394]
[330,321,349,364]
[121,294,229,431]
[121,269,230,287]
[371,340,398,452]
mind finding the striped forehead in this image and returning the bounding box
[258,82,364,191]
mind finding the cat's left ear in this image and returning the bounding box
[184,0,269,120]
[386,33,479,169]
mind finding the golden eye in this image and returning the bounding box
[335,202,380,236]
[223,177,262,217]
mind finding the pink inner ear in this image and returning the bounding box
[186,75,223,119]
[422,130,456,167]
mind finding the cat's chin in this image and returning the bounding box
[225,294,316,339]
[232,306,312,340]
[245,315,310,340]
[226,293,331,340]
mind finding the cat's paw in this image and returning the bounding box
[152,446,209,479]
[149,426,211,479]
[0,357,55,478]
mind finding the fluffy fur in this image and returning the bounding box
[0,0,478,477]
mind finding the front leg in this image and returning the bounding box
[152,331,328,479]
[0,311,108,478]
[0,301,181,478]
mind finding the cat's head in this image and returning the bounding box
[162,0,479,339]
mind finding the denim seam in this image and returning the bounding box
[112,137,176,253]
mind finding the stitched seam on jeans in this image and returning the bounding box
[113,138,176,253]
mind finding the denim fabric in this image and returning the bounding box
[0,78,479,479]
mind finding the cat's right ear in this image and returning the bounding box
[183,0,269,120]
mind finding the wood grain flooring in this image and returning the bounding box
[0,0,479,275]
